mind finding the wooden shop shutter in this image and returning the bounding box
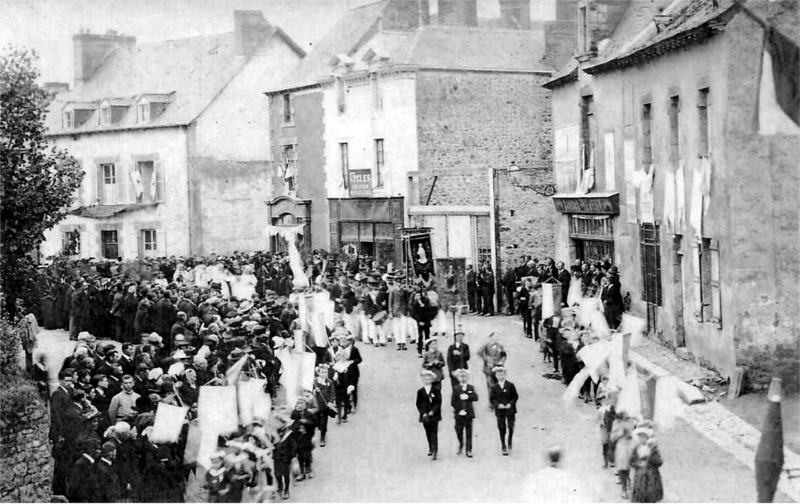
[329,201,340,254]
[692,240,703,322]
[710,240,721,328]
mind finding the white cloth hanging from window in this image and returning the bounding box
[130,166,143,198]
[150,167,158,201]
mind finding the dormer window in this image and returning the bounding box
[64,110,74,129]
[100,102,112,126]
[137,101,151,123]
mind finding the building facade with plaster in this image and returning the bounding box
[545,0,799,389]
[41,12,304,259]
[267,0,571,292]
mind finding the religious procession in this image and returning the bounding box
[2,0,797,502]
[20,246,677,503]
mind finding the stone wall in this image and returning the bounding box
[723,2,800,393]
[416,70,553,180]
[416,69,555,309]
[0,402,51,503]
[497,167,556,267]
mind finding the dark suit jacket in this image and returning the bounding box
[119,354,135,377]
[49,386,72,441]
[489,380,519,416]
[363,290,388,318]
[602,278,624,311]
[346,346,362,383]
[446,343,470,373]
[450,383,478,419]
[416,386,442,423]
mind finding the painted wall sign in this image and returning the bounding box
[552,193,620,215]
[348,170,372,197]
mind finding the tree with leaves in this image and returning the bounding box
[0,48,83,318]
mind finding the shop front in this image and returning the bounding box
[329,197,404,266]
[553,192,619,263]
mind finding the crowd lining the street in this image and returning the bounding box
[23,250,663,503]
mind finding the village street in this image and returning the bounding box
[36,312,794,503]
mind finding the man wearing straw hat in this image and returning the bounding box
[416,369,442,460]
[451,368,478,457]
[489,366,518,456]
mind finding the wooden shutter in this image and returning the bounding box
[156,228,166,257]
[95,164,104,205]
[692,240,703,322]
[710,240,721,328]
[155,160,165,203]
[137,229,144,258]
[116,164,125,203]
[329,200,340,254]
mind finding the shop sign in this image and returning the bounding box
[553,193,620,215]
[348,170,372,197]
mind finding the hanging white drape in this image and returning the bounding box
[267,224,308,288]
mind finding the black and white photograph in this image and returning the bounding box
[0,0,798,502]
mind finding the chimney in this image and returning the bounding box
[437,0,478,27]
[44,82,70,95]
[381,0,430,31]
[73,31,136,87]
[545,19,578,70]
[579,0,631,55]
[499,0,532,30]
[234,11,272,57]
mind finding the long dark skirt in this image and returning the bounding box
[631,464,664,503]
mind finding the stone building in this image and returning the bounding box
[544,0,799,388]
[267,0,572,300]
[40,12,304,259]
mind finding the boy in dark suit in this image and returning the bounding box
[451,369,478,457]
[489,366,519,456]
[416,370,442,460]
[446,331,470,390]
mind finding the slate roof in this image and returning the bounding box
[406,25,550,72]
[46,27,301,136]
[584,0,740,73]
[585,0,798,75]
[274,0,388,92]
[544,0,675,87]
[345,26,550,73]
[270,0,551,93]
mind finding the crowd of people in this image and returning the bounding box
[32,250,459,502]
[412,252,663,503]
[25,248,663,503]
[507,255,663,503]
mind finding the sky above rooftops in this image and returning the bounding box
[2,0,555,86]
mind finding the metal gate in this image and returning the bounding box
[639,223,662,333]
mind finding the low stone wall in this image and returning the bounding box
[0,402,51,503]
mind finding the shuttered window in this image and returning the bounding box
[693,238,721,327]
[709,240,722,328]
